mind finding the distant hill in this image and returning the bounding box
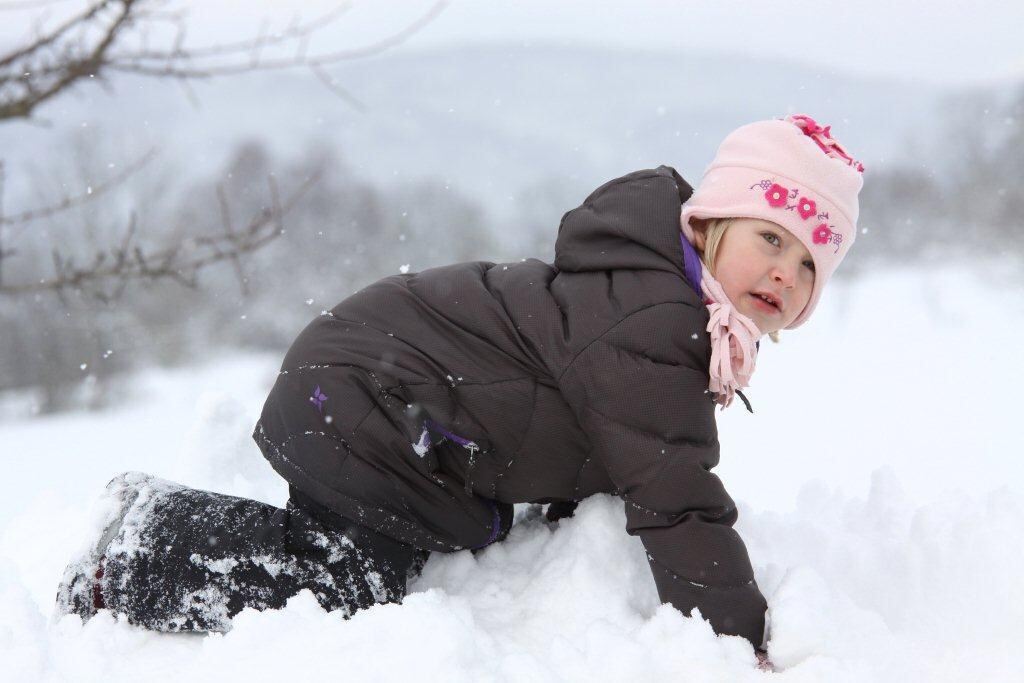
[0,42,963,250]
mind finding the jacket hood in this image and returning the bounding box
[554,165,695,277]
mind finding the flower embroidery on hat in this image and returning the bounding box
[812,224,832,244]
[753,179,812,215]
[797,197,816,219]
[764,183,788,207]
[750,178,844,253]
[812,223,844,252]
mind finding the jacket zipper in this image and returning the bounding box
[424,418,480,453]
[423,418,483,494]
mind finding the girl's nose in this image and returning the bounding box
[771,262,796,288]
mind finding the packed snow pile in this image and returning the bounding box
[1,262,1022,681]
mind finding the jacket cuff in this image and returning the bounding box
[470,500,514,552]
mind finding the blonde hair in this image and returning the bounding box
[692,216,781,344]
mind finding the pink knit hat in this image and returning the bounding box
[680,114,865,329]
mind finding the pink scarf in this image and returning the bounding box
[680,217,762,410]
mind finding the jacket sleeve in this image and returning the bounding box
[556,302,767,648]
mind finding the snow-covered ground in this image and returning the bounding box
[1,261,1022,681]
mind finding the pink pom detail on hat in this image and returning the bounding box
[679,113,865,329]
[786,113,865,173]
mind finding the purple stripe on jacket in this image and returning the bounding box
[471,500,502,550]
[679,233,703,296]
[424,419,476,449]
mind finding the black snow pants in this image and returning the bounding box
[90,477,430,632]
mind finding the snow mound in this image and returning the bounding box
[1,480,1020,681]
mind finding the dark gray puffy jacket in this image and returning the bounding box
[254,165,767,647]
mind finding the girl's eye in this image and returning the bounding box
[762,231,814,272]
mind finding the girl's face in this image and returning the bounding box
[694,218,815,335]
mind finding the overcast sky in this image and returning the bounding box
[1,0,1020,87]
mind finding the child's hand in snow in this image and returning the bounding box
[755,649,775,672]
[544,500,578,523]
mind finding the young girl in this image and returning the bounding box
[56,113,864,663]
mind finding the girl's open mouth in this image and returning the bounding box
[749,292,781,315]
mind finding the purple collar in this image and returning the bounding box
[679,234,703,297]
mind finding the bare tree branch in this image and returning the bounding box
[0,0,446,304]
[0,170,321,298]
[216,181,249,296]
[117,3,354,63]
[1,0,450,122]
[0,146,157,228]
[105,1,448,78]
[309,61,367,113]
[0,0,134,119]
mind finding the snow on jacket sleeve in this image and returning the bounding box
[556,301,768,648]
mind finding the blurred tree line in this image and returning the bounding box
[849,86,1023,271]
[3,82,1023,415]
[0,137,498,412]
[0,0,466,414]
[3,83,1022,415]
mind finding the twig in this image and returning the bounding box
[309,62,367,112]
[102,1,449,78]
[216,182,248,296]
[0,146,158,227]
[0,170,321,298]
[0,0,135,120]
